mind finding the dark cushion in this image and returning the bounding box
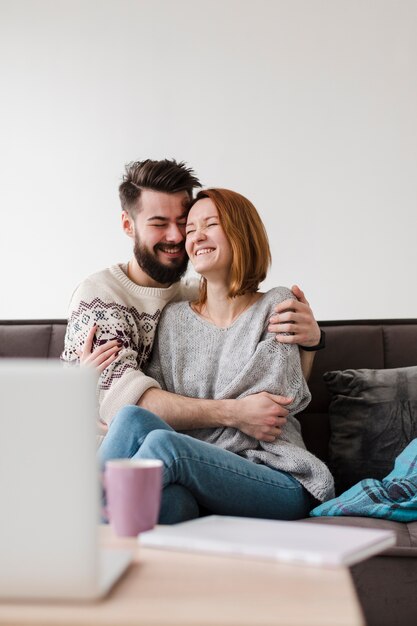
[298,324,386,462]
[324,366,417,495]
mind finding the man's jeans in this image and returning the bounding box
[99,405,313,524]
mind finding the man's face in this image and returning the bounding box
[126,189,190,284]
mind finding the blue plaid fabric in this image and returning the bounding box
[310,439,417,522]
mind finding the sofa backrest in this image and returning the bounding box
[1,318,416,462]
[0,320,67,359]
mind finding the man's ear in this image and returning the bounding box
[121,210,135,239]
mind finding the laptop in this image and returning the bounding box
[0,359,133,601]
[140,515,396,568]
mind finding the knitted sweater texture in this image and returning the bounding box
[61,264,198,422]
[146,287,335,502]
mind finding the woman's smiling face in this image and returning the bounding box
[185,198,233,279]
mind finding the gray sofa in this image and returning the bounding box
[1,318,417,626]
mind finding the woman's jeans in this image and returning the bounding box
[99,405,314,524]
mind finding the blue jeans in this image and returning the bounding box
[99,405,314,524]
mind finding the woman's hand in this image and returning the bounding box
[76,325,122,373]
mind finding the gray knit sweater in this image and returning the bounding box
[146,287,334,502]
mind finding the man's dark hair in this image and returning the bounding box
[119,159,201,214]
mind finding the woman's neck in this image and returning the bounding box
[197,282,261,328]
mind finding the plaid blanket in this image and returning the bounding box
[310,439,417,522]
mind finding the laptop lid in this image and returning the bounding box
[0,359,103,599]
[140,515,396,568]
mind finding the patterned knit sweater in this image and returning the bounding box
[146,287,335,502]
[61,264,198,423]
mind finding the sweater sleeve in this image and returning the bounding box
[61,278,161,423]
[231,337,311,414]
[218,288,311,415]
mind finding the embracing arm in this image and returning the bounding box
[139,387,291,442]
[299,350,316,382]
[268,285,321,381]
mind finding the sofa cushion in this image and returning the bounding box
[303,516,417,557]
[324,366,417,494]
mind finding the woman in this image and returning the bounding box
[98,188,334,523]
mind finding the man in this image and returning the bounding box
[62,159,323,441]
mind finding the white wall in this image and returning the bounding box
[1,0,416,320]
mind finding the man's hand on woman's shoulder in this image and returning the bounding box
[268,284,321,348]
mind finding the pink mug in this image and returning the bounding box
[104,459,163,537]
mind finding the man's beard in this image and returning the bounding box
[133,236,189,285]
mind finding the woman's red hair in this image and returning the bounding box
[191,188,271,305]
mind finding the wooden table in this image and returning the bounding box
[0,526,364,626]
